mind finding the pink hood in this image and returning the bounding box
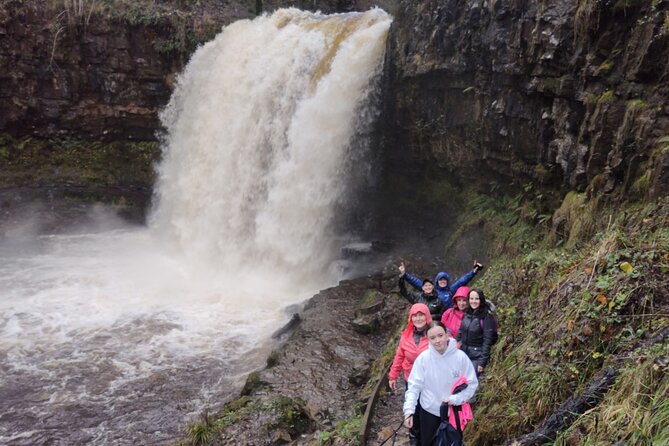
[404,303,433,335]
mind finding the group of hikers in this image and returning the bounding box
[387,260,498,446]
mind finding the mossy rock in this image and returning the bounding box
[226,395,252,413]
[241,371,267,396]
[356,290,385,315]
[266,350,281,368]
[267,395,314,439]
[549,191,597,247]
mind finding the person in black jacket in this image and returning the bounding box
[398,262,446,321]
[456,288,496,376]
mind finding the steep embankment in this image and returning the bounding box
[371,1,669,445]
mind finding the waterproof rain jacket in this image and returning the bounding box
[440,286,470,339]
[448,376,474,431]
[457,306,496,370]
[389,304,433,383]
[404,269,478,309]
[403,338,478,419]
[399,275,445,320]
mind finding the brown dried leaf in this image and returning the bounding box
[596,293,608,306]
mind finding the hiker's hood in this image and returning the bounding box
[450,375,469,393]
[434,271,451,290]
[452,286,470,304]
[406,303,432,331]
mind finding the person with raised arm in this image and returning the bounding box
[398,262,445,321]
[402,260,484,309]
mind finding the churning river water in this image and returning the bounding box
[0,7,391,445]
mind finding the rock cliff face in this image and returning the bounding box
[0,1,395,140]
[0,1,256,140]
[381,0,669,204]
[2,0,667,229]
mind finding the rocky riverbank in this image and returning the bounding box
[175,257,441,445]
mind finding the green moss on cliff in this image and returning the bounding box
[0,134,159,189]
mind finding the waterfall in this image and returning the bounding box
[0,8,392,445]
[150,8,392,283]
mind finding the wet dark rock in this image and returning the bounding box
[270,429,292,444]
[212,272,412,444]
[348,361,371,387]
[272,313,302,341]
[241,371,268,397]
[351,312,381,334]
[378,0,669,220]
[357,296,386,315]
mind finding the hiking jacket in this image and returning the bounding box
[441,307,465,339]
[389,304,433,382]
[456,309,496,369]
[448,376,474,431]
[403,338,478,419]
[404,269,477,308]
[398,275,445,320]
[441,286,469,338]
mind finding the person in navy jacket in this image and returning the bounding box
[402,260,483,308]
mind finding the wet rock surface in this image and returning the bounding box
[379,0,669,213]
[208,261,432,445]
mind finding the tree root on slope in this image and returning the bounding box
[504,326,669,446]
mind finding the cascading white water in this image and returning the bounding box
[151,8,391,279]
[0,8,391,445]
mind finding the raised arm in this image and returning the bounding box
[398,275,419,304]
[449,261,483,293]
[403,271,424,290]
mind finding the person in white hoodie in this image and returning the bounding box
[403,321,479,445]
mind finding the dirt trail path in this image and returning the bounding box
[366,385,410,446]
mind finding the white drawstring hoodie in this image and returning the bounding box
[403,337,479,418]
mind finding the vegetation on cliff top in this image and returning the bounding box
[14,0,255,57]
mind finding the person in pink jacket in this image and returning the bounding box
[441,286,470,340]
[388,303,432,446]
